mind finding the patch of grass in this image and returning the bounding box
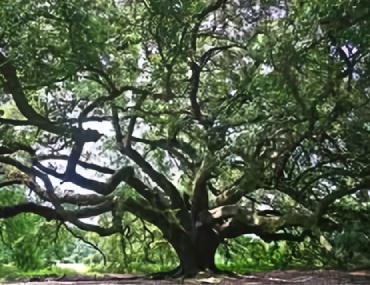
[0,264,78,281]
[89,261,176,275]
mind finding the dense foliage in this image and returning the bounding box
[2,0,370,277]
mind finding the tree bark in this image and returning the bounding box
[192,224,220,271]
[166,224,221,277]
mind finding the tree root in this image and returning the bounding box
[148,265,183,280]
[148,265,240,280]
[213,268,241,278]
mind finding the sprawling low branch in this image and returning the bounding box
[218,219,311,243]
[30,184,111,206]
[0,200,112,221]
[0,202,62,220]
[0,172,172,237]
[1,153,168,210]
[0,200,120,236]
[31,167,126,236]
[211,203,318,238]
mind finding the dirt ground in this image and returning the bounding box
[3,270,370,285]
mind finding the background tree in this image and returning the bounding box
[2,0,370,277]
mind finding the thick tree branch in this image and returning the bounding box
[63,140,84,183]
[35,158,168,209]
[0,156,117,196]
[186,0,230,121]
[317,178,370,217]
[136,107,192,117]
[112,111,183,209]
[125,115,138,148]
[40,190,111,206]
[0,170,171,237]
[65,116,113,124]
[189,62,202,120]
[218,218,312,243]
[118,172,170,210]
[191,159,212,223]
[188,45,235,121]
[32,169,123,236]
[0,200,112,221]
[0,146,12,155]
[0,201,119,236]
[212,203,320,241]
[0,156,35,176]
[0,155,113,199]
[0,53,65,135]
[27,178,110,207]
[211,188,243,208]
[122,92,147,148]
[0,118,35,126]
[36,154,115,174]
[119,146,183,209]
[34,161,111,194]
[0,180,23,189]
[0,143,35,155]
[0,202,61,220]
[112,105,124,143]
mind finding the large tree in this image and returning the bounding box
[1,0,370,277]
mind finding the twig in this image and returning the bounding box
[54,221,63,243]
[62,222,107,265]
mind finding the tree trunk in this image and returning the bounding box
[167,224,221,277]
[193,225,220,271]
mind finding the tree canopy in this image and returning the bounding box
[2,0,370,277]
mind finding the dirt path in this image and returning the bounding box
[3,270,370,284]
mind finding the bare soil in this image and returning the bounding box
[3,270,370,284]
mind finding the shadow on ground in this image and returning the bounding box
[3,270,370,284]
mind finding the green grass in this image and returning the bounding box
[0,264,78,281]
